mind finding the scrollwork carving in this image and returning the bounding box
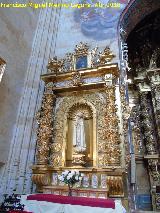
[32,174,51,186]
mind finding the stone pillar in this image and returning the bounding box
[0,2,61,197]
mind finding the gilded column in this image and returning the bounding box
[36,83,56,165]
[130,105,143,155]
[99,85,121,167]
[120,86,130,170]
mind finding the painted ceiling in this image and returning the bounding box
[74,0,128,40]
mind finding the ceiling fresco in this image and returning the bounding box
[74,0,128,40]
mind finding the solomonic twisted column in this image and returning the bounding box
[36,84,56,165]
[140,92,158,155]
[139,90,160,212]
[151,84,160,141]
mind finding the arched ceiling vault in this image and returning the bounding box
[119,0,160,41]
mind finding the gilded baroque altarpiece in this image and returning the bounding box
[32,42,128,200]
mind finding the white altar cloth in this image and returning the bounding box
[21,195,126,213]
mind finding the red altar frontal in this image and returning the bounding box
[8,194,127,213]
[14,194,126,213]
[27,194,115,209]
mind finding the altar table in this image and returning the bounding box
[20,194,126,213]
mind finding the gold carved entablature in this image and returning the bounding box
[41,64,119,96]
[42,62,119,96]
[42,63,119,84]
[48,82,106,95]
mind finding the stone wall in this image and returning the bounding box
[0,2,62,196]
[0,8,39,165]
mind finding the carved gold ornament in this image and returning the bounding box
[71,71,83,86]
[50,92,106,167]
[120,86,130,170]
[50,143,62,153]
[68,103,93,120]
[47,57,64,74]
[74,42,89,55]
[36,90,56,165]
[32,174,51,186]
[32,43,125,199]
[46,42,116,74]
[98,86,121,167]
[98,47,115,65]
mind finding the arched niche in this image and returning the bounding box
[52,93,104,168]
[65,103,94,167]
